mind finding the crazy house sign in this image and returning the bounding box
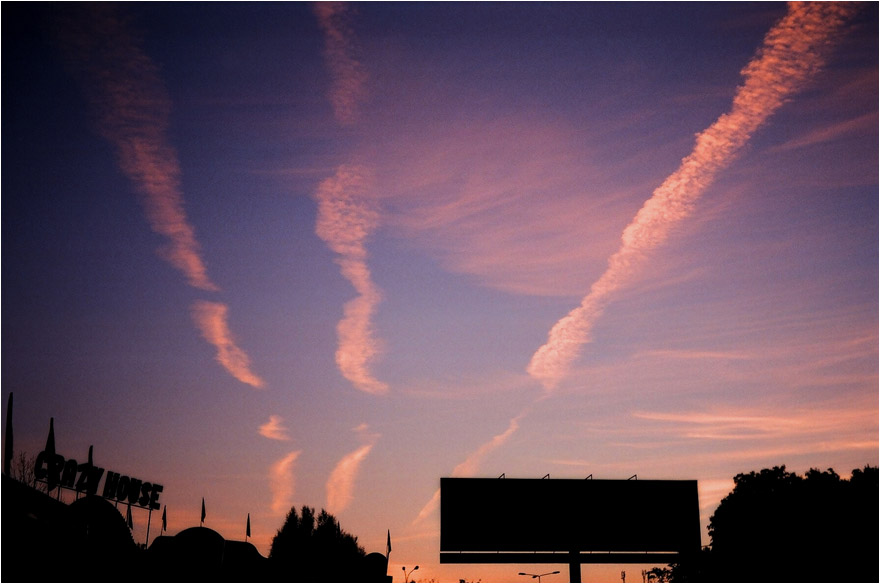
[34,418,164,510]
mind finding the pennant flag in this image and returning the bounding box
[162,505,167,532]
[386,529,392,557]
[3,393,12,477]
[201,498,206,525]
[246,513,251,539]
[126,502,133,529]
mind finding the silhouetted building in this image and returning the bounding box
[3,476,138,582]
[4,475,391,582]
[145,526,268,582]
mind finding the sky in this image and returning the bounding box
[2,2,877,582]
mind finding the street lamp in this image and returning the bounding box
[518,571,560,583]
[402,565,419,582]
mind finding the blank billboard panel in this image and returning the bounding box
[440,478,700,554]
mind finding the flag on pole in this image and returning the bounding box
[246,513,251,539]
[386,530,392,558]
[201,498,206,525]
[126,502,133,529]
[162,505,167,532]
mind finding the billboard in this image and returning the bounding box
[440,478,700,555]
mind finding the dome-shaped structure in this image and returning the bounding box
[176,526,226,564]
[146,526,269,582]
[67,495,136,553]
[65,495,137,573]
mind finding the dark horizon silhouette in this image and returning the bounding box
[5,461,877,582]
[2,476,392,583]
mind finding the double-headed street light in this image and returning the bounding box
[518,571,560,583]
[402,565,419,582]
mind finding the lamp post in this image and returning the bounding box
[402,565,419,582]
[518,571,560,583]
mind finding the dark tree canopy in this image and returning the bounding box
[268,506,366,582]
[704,465,878,582]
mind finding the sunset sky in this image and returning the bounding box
[2,2,877,582]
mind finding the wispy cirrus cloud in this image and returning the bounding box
[414,408,530,524]
[770,111,877,153]
[312,3,388,394]
[314,1,368,126]
[315,165,388,394]
[270,450,302,515]
[633,404,878,443]
[259,415,292,441]
[372,119,633,297]
[326,423,379,515]
[527,2,861,389]
[57,5,265,389]
[55,5,217,292]
[192,301,265,389]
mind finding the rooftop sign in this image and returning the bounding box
[33,418,164,510]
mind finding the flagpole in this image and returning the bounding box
[4,393,13,477]
[146,507,153,547]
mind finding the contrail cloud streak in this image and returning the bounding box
[57,6,265,389]
[315,165,388,394]
[192,301,265,389]
[314,1,368,125]
[325,424,379,515]
[56,5,217,292]
[326,443,375,515]
[527,2,859,390]
[413,408,529,524]
[270,450,302,515]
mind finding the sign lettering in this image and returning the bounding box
[35,451,163,510]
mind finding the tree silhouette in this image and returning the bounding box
[269,505,365,582]
[705,465,878,582]
[9,451,47,492]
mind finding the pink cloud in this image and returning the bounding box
[314,2,368,126]
[326,443,375,515]
[192,301,265,389]
[269,450,302,515]
[770,111,877,153]
[56,5,217,292]
[259,415,291,441]
[527,3,861,389]
[414,408,530,524]
[325,424,379,515]
[371,119,634,297]
[314,165,388,394]
[632,404,877,443]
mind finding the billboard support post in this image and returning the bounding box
[568,549,581,583]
